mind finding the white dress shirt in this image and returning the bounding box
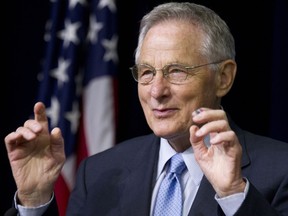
[150,138,248,216]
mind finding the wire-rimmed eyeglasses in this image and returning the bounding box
[130,60,225,84]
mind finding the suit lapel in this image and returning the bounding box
[114,122,250,216]
[188,176,218,216]
[119,135,160,216]
[229,117,250,168]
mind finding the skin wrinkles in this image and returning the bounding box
[138,21,220,152]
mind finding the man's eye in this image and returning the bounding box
[168,67,186,76]
[167,67,187,78]
[169,68,186,74]
[139,69,154,77]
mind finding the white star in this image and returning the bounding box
[102,34,118,63]
[50,58,70,87]
[98,0,116,12]
[65,101,81,133]
[87,15,103,44]
[46,97,60,127]
[69,0,87,9]
[58,19,81,47]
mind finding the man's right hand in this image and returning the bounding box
[4,102,65,207]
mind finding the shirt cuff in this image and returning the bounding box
[14,191,53,216]
[215,178,249,216]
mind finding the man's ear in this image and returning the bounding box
[216,59,237,97]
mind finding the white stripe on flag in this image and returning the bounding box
[83,76,115,155]
[62,154,76,191]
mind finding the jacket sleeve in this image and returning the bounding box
[234,182,286,216]
[4,194,59,216]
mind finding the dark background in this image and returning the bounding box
[1,0,288,214]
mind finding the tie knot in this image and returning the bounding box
[168,153,186,175]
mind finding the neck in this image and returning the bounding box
[167,133,191,152]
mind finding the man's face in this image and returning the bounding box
[137,21,220,142]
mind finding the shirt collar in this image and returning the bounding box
[157,138,203,185]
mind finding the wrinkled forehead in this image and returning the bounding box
[139,20,205,65]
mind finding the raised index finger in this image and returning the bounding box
[34,101,48,123]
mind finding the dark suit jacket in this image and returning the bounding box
[6,120,288,216]
[65,120,288,216]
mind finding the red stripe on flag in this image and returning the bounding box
[55,174,70,216]
[55,106,88,216]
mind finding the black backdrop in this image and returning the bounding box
[1,0,288,214]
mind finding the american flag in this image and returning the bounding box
[37,0,118,215]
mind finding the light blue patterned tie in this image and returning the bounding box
[153,153,187,216]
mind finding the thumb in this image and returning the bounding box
[189,125,207,154]
[50,127,65,155]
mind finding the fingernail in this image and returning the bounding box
[193,108,202,117]
[195,108,202,115]
[33,124,41,131]
[195,130,202,136]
